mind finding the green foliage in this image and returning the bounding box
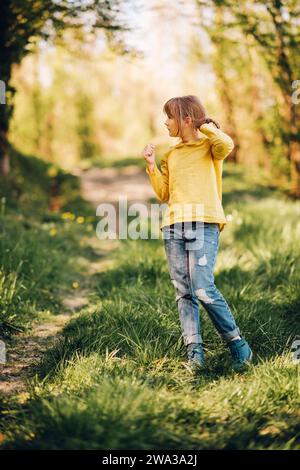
[0,0,133,167]
[0,148,97,337]
[196,0,300,189]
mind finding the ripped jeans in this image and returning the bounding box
[162,221,241,346]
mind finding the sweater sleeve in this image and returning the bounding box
[200,122,234,160]
[145,153,169,203]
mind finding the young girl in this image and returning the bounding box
[142,95,253,372]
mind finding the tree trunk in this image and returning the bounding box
[289,101,300,197]
[0,110,11,176]
[0,141,10,176]
[0,1,11,176]
[289,142,300,197]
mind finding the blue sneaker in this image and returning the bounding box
[186,342,205,369]
[228,337,253,371]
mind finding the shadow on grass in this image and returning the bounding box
[222,186,284,206]
[2,383,299,450]
[34,240,299,384]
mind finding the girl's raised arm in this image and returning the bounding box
[200,122,234,161]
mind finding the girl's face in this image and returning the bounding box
[164,116,179,137]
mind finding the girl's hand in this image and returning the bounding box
[142,143,156,168]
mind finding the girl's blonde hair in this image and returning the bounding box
[163,95,220,138]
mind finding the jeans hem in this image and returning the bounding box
[183,334,203,346]
[221,327,241,342]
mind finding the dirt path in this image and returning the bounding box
[0,314,72,396]
[78,165,153,208]
[0,165,151,398]
[0,287,92,396]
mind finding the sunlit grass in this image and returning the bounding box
[0,149,98,336]
[0,159,299,449]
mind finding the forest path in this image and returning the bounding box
[1,164,153,398]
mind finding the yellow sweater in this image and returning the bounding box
[145,122,234,233]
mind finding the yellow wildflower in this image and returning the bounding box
[61,212,72,220]
[18,392,30,404]
[47,166,58,178]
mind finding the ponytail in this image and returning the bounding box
[195,117,220,129]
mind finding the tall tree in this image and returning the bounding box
[232,0,300,195]
[196,0,300,195]
[0,0,133,175]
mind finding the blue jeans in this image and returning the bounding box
[162,221,241,346]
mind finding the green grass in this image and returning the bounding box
[0,147,98,336]
[78,155,146,170]
[0,159,299,449]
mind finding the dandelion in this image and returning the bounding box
[49,228,57,236]
[62,212,76,220]
[61,212,73,220]
[76,216,85,224]
[17,392,30,404]
[72,281,79,289]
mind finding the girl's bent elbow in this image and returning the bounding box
[218,139,234,160]
[226,141,234,157]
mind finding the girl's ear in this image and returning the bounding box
[184,116,192,126]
